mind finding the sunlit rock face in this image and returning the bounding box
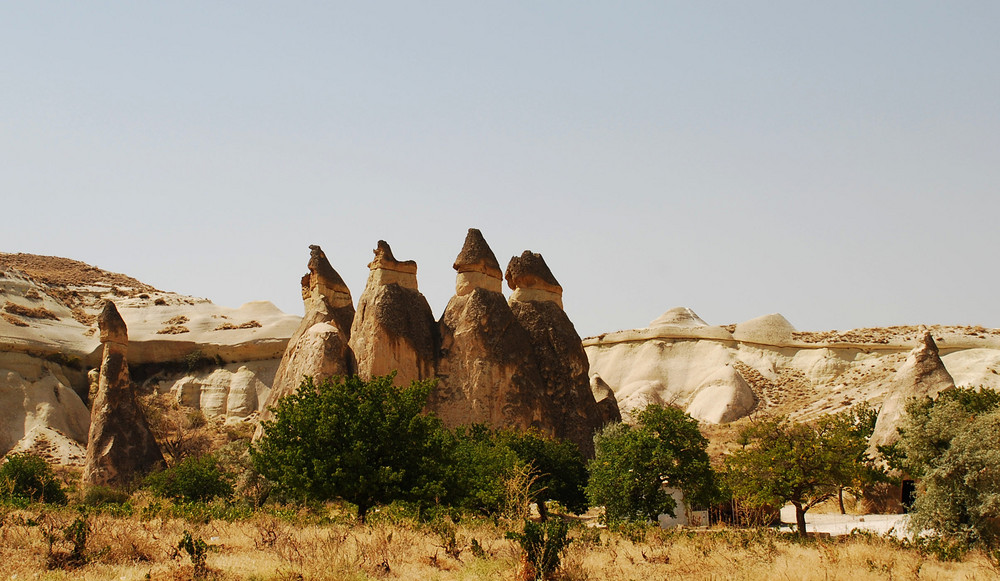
[349,241,438,386]
[505,250,610,456]
[432,229,550,433]
[83,301,164,487]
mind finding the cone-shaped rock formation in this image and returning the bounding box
[432,230,549,430]
[505,251,611,456]
[259,245,355,430]
[83,301,164,486]
[349,241,437,384]
[870,331,956,450]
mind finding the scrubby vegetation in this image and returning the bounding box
[2,375,999,578]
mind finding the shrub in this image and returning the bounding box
[0,452,67,504]
[506,519,572,580]
[145,455,233,503]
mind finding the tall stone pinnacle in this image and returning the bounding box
[258,245,356,436]
[83,301,164,486]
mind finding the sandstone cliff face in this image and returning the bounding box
[505,251,611,456]
[350,241,437,385]
[83,301,164,487]
[259,245,355,426]
[869,331,955,450]
[431,230,548,431]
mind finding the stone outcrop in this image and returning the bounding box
[349,241,437,385]
[431,229,548,430]
[733,313,797,345]
[589,373,622,427]
[869,331,955,450]
[259,246,355,427]
[505,251,611,456]
[83,301,164,487]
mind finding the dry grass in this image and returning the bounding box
[158,325,191,335]
[214,320,262,331]
[0,503,995,581]
[4,301,60,320]
[1,312,29,327]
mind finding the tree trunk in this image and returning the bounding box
[839,488,846,515]
[357,502,370,523]
[537,500,549,522]
[793,502,807,537]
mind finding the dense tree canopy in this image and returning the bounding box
[251,374,452,521]
[723,406,882,536]
[893,387,1000,547]
[586,404,717,524]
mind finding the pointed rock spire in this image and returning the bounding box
[432,229,549,431]
[506,251,608,456]
[365,240,419,290]
[453,228,503,295]
[83,301,164,486]
[505,250,563,308]
[98,300,128,345]
[350,241,437,384]
[258,245,356,435]
[870,331,956,450]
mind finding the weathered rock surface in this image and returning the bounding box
[733,313,797,345]
[82,302,164,487]
[0,352,90,465]
[505,251,610,456]
[259,246,354,427]
[589,373,622,427]
[431,230,548,430]
[869,331,955,450]
[152,361,276,420]
[350,241,437,385]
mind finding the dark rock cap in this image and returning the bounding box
[453,228,502,276]
[368,240,418,273]
[504,251,561,291]
[307,245,348,290]
[301,244,350,296]
[98,301,128,344]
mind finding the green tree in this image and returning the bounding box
[145,454,234,502]
[829,403,885,514]
[0,452,67,504]
[894,387,1000,547]
[450,425,589,517]
[251,374,452,521]
[586,404,717,524]
[723,411,880,537]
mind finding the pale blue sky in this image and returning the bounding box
[3,2,998,336]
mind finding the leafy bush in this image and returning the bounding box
[0,452,67,504]
[252,374,453,521]
[587,405,717,524]
[506,519,572,580]
[81,485,130,507]
[145,455,233,502]
[895,388,1000,548]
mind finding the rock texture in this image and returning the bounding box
[350,241,438,385]
[82,302,164,487]
[431,230,548,430]
[589,373,622,427]
[505,251,611,456]
[259,246,355,427]
[869,331,955,450]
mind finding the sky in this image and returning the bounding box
[2,2,998,337]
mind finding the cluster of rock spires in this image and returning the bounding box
[260,229,619,456]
